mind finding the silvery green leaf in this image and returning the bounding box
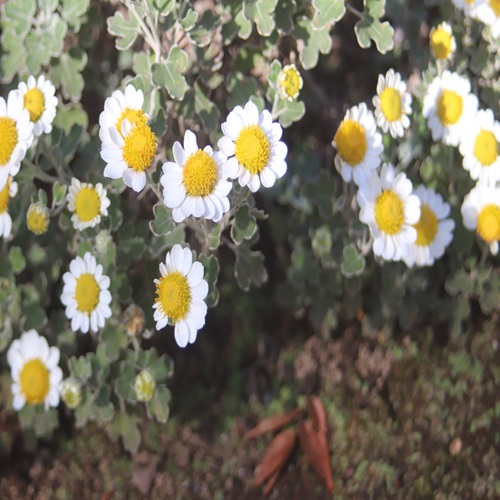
[0,31,27,83]
[230,204,257,245]
[148,385,171,423]
[51,49,88,101]
[275,0,296,34]
[194,82,220,131]
[199,254,220,308]
[294,17,333,70]
[354,15,394,53]
[244,0,278,37]
[107,10,140,51]
[52,182,67,207]
[234,244,268,292]
[8,247,26,275]
[341,244,365,277]
[1,0,36,39]
[38,0,58,13]
[61,0,90,31]
[312,0,345,29]
[147,0,175,16]
[149,203,175,236]
[180,8,198,31]
[152,45,188,100]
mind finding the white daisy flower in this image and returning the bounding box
[429,22,456,61]
[160,130,231,223]
[277,64,303,101]
[403,185,455,268]
[450,0,483,17]
[218,100,288,193]
[461,184,500,254]
[422,71,478,146]
[61,252,112,333]
[7,329,62,411]
[100,119,157,192]
[153,244,208,348]
[17,75,58,137]
[26,201,50,235]
[0,90,33,190]
[67,178,111,231]
[459,109,500,186]
[372,69,412,138]
[0,176,17,238]
[476,0,500,38]
[333,103,383,186]
[99,84,148,145]
[357,163,421,261]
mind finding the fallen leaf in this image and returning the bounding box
[254,428,297,488]
[307,396,327,435]
[246,409,300,439]
[298,420,334,492]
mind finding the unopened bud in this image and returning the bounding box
[61,378,82,409]
[134,370,156,403]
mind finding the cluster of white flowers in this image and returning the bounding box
[451,0,500,39]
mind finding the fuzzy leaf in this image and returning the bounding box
[50,48,88,101]
[244,0,278,36]
[8,247,26,275]
[275,0,296,34]
[61,0,90,31]
[109,411,141,454]
[234,245,268,292]
[152,45,188,100]
[180,8,198,31]
[341,244,365,277]
[52,182,67,207]
[312,0,345,29]
[147,0,175,16]
[0,31,27,83]
[231,204,258,245]
[107,10,140,51]
[149,203,175,236]
[199,254,220,307]
[294,17,333,70]
[148,385,171,423]
[1,0,36,39]
[354,16,394,54]
[194,82,220,131]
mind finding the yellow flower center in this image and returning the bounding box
[430,28,453,60]
[122,123,157,172]
[27,204,49,235]
[477,204,500,244]
[473,129,498,167]
[0,117,18,166]
[20,358,50,405]
[0,178,11,214]
[489,0,500,16]
[183,150,218,197]
[334,119,367,166]
[75,186,101,222]
[156,271,191,323]
[115,108,148,137]
[234,125,271,175]
[414,203,438,246]
[437,90,463,126]
[24,87,45,122]
[279,66,303,100]
[374,190,405,235]
[75,273,100,313]
[380,87,402,122]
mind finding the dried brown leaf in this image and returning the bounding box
[307,396,327,435]
[246,409,300,439]
[298,420,334,492]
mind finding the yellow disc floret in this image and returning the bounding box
[437,90,463,126]
[474,129,498,167]
[24,87,45,122]
[234,125,271,175]
[0,117,18,165]
[430,27,453,60]
[75,187,101,222]
[489,0,500,16]
[0,178,11,214]
[183,150,218,197]
[278,64,303,101]
[156,271,191,323]
[27,203,49,235]
[75,273,100,313]
[122,123,157,172]
[374,190,405,235]
[380,87,402,122]
[414,203,438,246]
[115,108,148,137]
[477,204,500,244]
[334,119,367,166]
[20,358,50,405]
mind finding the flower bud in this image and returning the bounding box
[61,378,82,409]
[134,370,156,403]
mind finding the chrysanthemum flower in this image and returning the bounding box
[17,75,58,137]
[7,329,62,411]
[372,69,412,138]
[99,84,148,145]
[461,184,500,254]
[403,185,455,267]
[476,0,500,38]
[67,178,110,231]
[277,64,303,101]
[422,71,478,146]
[429,22,456,61]
[218,101,287,192]
[26,202,49,235]
[450,0,481,17]
[161,130,231,223]
[100,119,157,192]
[459,109,500,186]
[61,252,112,333]
[0,90,33,190]
[153,244,208,348]
[357,163,421,261]
[0,176,17,238]
[333,103,383,186]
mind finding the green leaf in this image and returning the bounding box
[199,254,220,308]
[60,0,90,31]
[194,82,220,131]
[226,72,260,110]
[365,0,386,18]
[0,31,27,83]
[74,389,94,427]
[8,247,26,275]
[231,204,257,245]
[275,0,296,34]
[294,17,333,70]
[115,363,137,402]
[312,0,345,29]
[22,303,47,331]
[180,8,198,31]
[275,99,306,128]
[41,13,68,56]
[94,384,114,423]
[354,16,394,54]
[1,0,36,39]
[52,182,67,207]
[102,324,126,362]
[149,203,175,236]
[235,7,252,40]
[39,0,58,12]
[24,32,50,75]
[148,385,171,423]
[109,410,141,454]
[233,245,268,292]
[152,45,189,100]
[107,10,140,51]
[50,48,88,101]
[341,244,365,277]
[244,0,278,36]
[147,0,175,16]
[69,355,92,381]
